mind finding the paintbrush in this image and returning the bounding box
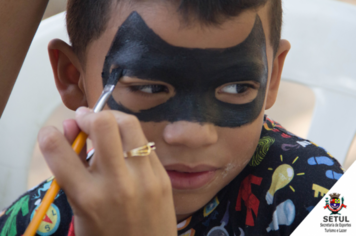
[23,68,122,236]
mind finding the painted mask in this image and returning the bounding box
[102,12,268,127]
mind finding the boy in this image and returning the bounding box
[0,0,343,235]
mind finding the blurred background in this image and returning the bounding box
[28,0,356,189]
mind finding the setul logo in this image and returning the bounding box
[321,193,351,233]
[324,193,347,215]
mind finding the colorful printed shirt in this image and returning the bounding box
[0,116,344,236]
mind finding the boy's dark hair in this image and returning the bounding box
[66,0,282,62]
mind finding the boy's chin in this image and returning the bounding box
[171,171,230,222]
[173,190,219,222]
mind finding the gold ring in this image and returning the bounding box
[124,142,156,158]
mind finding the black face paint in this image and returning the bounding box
[102,12,268,127]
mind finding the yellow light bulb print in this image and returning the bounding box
[266,164,294,205]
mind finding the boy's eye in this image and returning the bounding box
[216,81,259,105]
[130,84,169,94]
[111,77,174,112]
[220,84,251,94]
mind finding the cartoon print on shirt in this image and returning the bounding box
[32,178,63,200]
[238,227,245,236]
[306,206,314,212]
[204,197,220,217]
[312,183,329,198]
[202,211,219,227]
[281,143,300,151]
[266,164,294,205]
[266,199,295,232]
[177,216,192,231]
[0,195,29,236]
[325,170,343,180]
[296,140,311,147]
[179,228,196,236]
[32,181,52,199]
[265,155,306,205]
[281,133,291,138]
[281,140,311,151]
[263,117,283,131]
[207,202,230,236]
[307,156,334,166]
[67,217,75,236]
[235,174,262,226]
[263,118,301,140]
[30,203,61,236]
[249,136,275,167]
[281,140,312,151]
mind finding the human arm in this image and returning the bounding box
[0,0,49,118]
[38,107,177,236]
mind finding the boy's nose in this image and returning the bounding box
[163,121,218,148]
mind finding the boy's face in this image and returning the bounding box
[52,2,289,221]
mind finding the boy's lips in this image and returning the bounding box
[164,164,217,190]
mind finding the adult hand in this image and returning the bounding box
[38,107,177,236]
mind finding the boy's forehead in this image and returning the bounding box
[104,3,270,50]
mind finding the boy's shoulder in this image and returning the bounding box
[0,177,73,236]
[251,115,343,183]
[233,115,344,234]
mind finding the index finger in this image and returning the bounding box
[38,126,91,196]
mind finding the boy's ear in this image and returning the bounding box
[48,39,87,110]
[265,39,291,110]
